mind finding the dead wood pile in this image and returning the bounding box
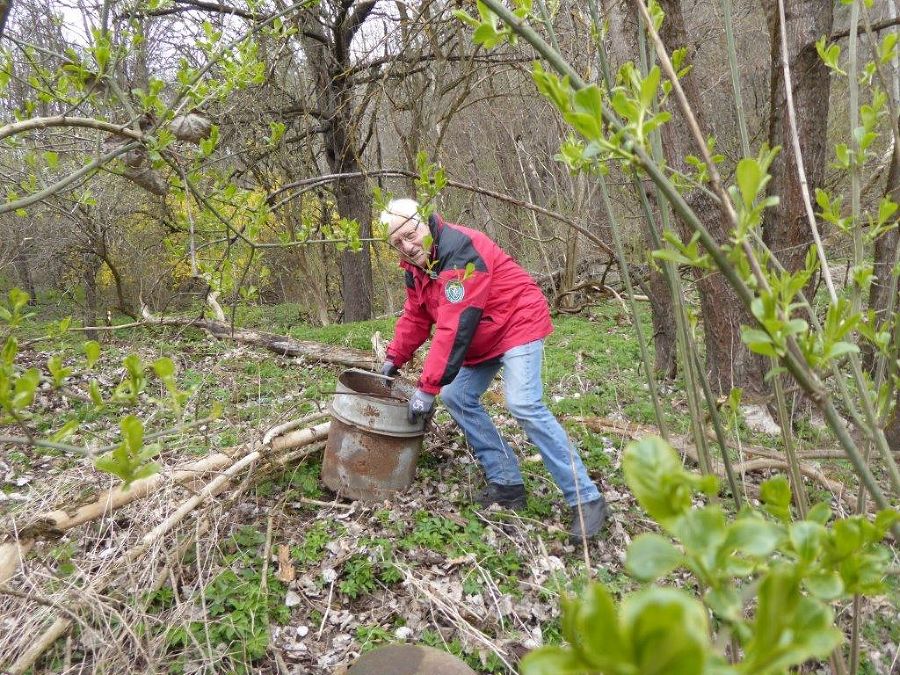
[0,420,330,673]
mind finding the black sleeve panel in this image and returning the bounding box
[438,305,483,386]
[435,227,488,273]
[404,270,415,289]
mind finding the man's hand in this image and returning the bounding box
[407,389,435,424]
[380,361,399,378]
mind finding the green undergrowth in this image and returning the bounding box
[143,526,292,674]
[12,298,883,673]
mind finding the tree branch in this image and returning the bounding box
[832,15,900,41]
[267,169,615,257]
[342,0,377,48]
[0,0,12,40]
[0,142,141,216]
[0,115,143,143]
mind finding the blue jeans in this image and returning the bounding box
[441,340,601,507]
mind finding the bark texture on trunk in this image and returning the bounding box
[303,1,376,322]
[13,240,36,304]
[761,0,834,277]
[657,0,766,397]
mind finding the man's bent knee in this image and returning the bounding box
[441,382,472,414]
[506,397,548,421]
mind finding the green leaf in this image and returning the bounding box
[735,158,762,208]
[89,380,103,407]
[877,197,897,225]
[741,326,778,357]
[759,476,792,522]
[519,645,587,675]
[610,90,639,123]
[626,533,683,581]
[826,341,859,360]
[8,288,29,311]
[789,521,826,563]
[623,436,703,528]
[804,571,844,601]
[639,66,661,109]
[153,357,175,379]
[452,9,480,28]
[12,368,39,409]
[1,336,17,364]
[621,587,711,675]
[874,509,899,536]
[83,340,101,368]
[50,420,79,443]
[672,507,727,570]
[722,518,783,558]
[833,143,850,168]
[704,586,743,623]
[647,0,664,31]
[567,583,629,669]
[121,414,144,451]
[806,502,832,525]
[572,84,603,120]
[879,32,897,64]
[473,23,503,49]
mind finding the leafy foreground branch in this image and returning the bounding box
[467,0,897,523]
[520,437,896,675]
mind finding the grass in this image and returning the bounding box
[5,297,893,674]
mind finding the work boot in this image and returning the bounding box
[474,482,526,511]
[569,496,609,544]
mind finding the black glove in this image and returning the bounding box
[407,388,435,424]
[380,361,399,377]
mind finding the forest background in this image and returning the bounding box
[0,0,898,673]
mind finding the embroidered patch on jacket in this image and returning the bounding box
[444,280,465,303]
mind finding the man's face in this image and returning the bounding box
[388,216,429,267]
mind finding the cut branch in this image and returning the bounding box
[4,433,328,675]
[1,422,330,586]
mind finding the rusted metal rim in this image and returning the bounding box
[330,368,425,438]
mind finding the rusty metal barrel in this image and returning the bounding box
[322,369,425,501]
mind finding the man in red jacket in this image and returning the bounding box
[379,199,608,543]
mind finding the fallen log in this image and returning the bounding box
[141,308,377,370]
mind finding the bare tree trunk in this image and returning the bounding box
[302,1,376,323]
[864,130,899,372]
[870,121,900,447]
[602,0,679,379]
[761,0,834,277]
[655,0,767,396]
[0,0,11,41]
[333,172,374,322]
[82,253,100,341]
[96,245,131,317]
[13,237,36,303]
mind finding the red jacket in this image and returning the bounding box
[386,214,554,394]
